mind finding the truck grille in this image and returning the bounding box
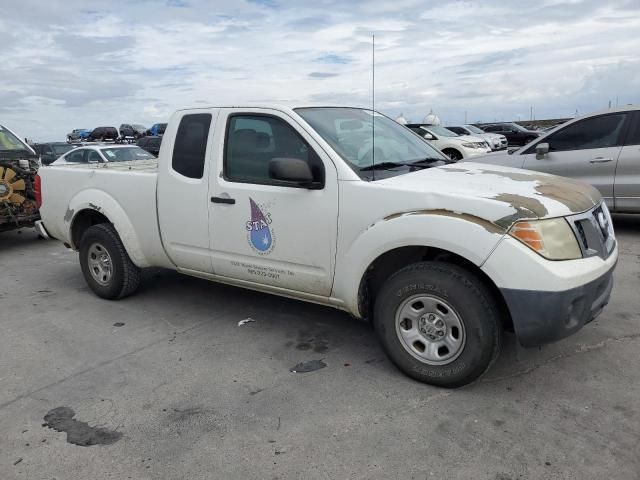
[569,204,615,259]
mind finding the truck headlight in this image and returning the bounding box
[509,218,582,260]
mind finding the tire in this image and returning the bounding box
[442,149,463,161]
[373,261,502,388]
[79,223,141,300]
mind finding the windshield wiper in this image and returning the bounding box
[359,161,408,171]
[408,157,446,165]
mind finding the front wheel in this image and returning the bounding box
[79,223,141,299]
[374,261,502,388]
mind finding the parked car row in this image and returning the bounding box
[51,144,155,165]
[475,122,541,146]
[34,135,163,166]
[66,123,167,144]
[406,123,492,160]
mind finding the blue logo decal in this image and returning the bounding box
[246,198,274,254]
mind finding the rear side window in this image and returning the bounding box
[172,114,212,179]
[546,114,627,152]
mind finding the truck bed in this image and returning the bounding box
[39,159,172,268]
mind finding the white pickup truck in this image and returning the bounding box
[37,105,618,387]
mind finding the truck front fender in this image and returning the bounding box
[332,210,506,316]
[66,189,151,268]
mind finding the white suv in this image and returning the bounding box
[447,125,507,151]
[406,124,491,161]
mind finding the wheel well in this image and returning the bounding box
[71,209,110,248]
[441,147,461,156]
[357,246,513,332]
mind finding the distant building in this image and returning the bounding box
[423,109,441,126]
[395,113,408,125]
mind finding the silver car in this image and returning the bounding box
[468,105,640,213]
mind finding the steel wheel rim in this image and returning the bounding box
[87,242,113,286]
[395,294,466,365]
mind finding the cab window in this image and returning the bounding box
[172,113,212,179]
[224,114,324,186]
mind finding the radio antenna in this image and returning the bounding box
[372,33,375,181]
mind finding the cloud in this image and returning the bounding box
[0,0,638,140]
[308,72,340,79]
[315,53,352,64]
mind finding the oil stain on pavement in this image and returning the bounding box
[43,407,122,446]
[290,359,327,373]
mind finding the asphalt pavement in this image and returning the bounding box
[1,216,639,479]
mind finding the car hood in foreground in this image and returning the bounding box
[377,162,601,231]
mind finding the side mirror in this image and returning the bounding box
[423,133,435,140]
[269,157,322,189]
[535,142,549,158]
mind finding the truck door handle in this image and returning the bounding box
[211,196,236,205]
[589,157,613,164]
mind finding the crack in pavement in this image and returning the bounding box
[483,332,640,383]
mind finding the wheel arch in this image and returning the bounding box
[356,246,513,333]
[66,189,151,267]
[333,212,512,331]
[441,147,463,159]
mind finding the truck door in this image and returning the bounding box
[208,108,338,297]
[157,109,220,272]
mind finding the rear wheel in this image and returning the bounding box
[374,261,502,388]
[79,223,141,299]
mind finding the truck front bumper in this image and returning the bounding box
[481,236,618,347]
[500,262,615,346]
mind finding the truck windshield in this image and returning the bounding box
[100,147,155,162]
[0,126,30,152]
[295,107,447,180]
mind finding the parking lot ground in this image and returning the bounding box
[1,216,639,480]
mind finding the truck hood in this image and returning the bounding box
[377,162,601,230]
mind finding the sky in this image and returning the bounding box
[2,0,640,141]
